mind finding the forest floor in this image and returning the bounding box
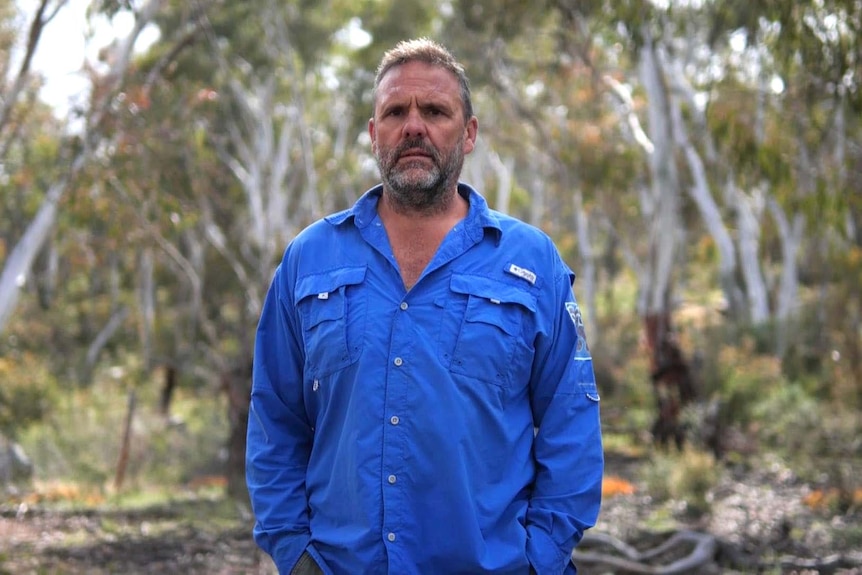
[1,452,861,575]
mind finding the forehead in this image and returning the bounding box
[375,61,461,107]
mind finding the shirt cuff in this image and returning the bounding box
[265,532,311,574]
[526,523,571,575]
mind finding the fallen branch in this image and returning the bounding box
[573,530,717,574]
[777,551,862,575]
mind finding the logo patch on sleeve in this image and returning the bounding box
[566,301,591,356]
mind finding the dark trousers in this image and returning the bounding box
[290,551,324,575]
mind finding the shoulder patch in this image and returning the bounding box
[566,301,591,356]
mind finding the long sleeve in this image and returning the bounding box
[526,256,604,575]
[246,264,313,572]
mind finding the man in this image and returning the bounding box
[246,38,603,575]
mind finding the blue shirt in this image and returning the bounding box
[247,184,603,575]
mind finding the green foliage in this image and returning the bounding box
[0,352,58,439]
[640,448,720,518]
[692,335,786,428]
[17,369,228,492]
[833,521,862,552]
[751,384,862,486]
[751,384,820,452]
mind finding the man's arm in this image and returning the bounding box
[246,264,314,572]
[527,256,604,575]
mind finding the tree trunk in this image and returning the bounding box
[665,59,745,316]
[644,312,696,450]
[768,196,804,355]
[638,27,681,317]
[732,182,770,324]
[0,179,67,334]
[574,191,598,341]
[138,248,156,371]
[222,361,252,502]
[637,29,695,448]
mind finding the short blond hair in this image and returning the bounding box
[373,38,473,121]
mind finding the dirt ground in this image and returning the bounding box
[0,497,278,575]
[591,452,862,574]
[1,454,861,575]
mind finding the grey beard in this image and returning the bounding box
[376,141,463,215]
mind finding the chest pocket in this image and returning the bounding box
[445,274,536,387]
[295,266,367,378]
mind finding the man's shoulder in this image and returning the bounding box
[292,208,355,244]
[490,210,554,245]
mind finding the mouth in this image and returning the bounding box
[398,148,432,161]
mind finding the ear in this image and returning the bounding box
[462,116,478,155]
[368,117,377,153]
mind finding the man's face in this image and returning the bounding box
[369,61,477,213]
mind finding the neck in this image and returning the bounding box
[378,186,467,229]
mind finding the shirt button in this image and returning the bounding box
[394,357,403,366]
[388,474,396,484]
[312,380,319,391]
[387,532,396,542]
[390,415,400,425]
[400,302,408,311]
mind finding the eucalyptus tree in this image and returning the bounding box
[0,0,166,337]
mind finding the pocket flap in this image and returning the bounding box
[295,266,367,302]
[449,274,536,312]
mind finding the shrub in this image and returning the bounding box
[0,352,59,439]
[641,448,719,518]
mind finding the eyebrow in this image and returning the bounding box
[379,95,456,115]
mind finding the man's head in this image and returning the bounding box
[373,38,473,123]
[369,39,478,214]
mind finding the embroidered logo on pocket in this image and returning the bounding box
[506,263,537,285]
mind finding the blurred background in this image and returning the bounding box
[1,0,860,573]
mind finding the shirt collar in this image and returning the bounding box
[325,183,503,244]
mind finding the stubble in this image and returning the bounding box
[376,138,464,215]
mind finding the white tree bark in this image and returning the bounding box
[574,191,598,341]
[209,3,323,288]
[664,57,745,314]
[0,0,64,153]
[0,168,75,333]
[767,196,804,325]
[638,28,681,316]
[137,247,156,370]
[85,305,130,369]
[489,150,514,215]
[462,137,514,215]
[220,75,298,271]
[731,181,770,323]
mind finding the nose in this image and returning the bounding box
[402,108,427,139]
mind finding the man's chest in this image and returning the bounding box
[388,232,446,291]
